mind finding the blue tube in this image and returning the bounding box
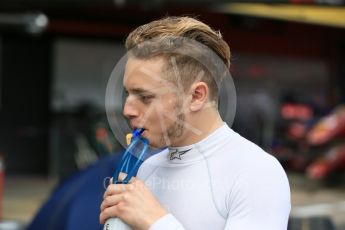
[123,140,149,184]
[112,129,149,184]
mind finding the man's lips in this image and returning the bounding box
[131,125,146,133]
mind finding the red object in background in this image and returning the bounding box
[96,127,108,141]
[287,122,308,140]
[307,106,345,146]
[281,103,313,121]
[307,144,345,179]
[0,154,4,220]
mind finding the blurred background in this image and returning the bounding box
[0,0,345,229]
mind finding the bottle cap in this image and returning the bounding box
[126,133,133,146]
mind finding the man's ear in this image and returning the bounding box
[190,82,209,112]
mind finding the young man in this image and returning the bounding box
[100,16,291,230]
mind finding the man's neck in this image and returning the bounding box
[172,108,224,147]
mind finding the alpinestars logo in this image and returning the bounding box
[169,149,191,160]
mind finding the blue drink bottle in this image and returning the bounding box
[103,129,149,230]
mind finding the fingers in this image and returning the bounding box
[118,172,135,183]
[99,185,135,224]
[118,172,127,182]
[100,193,123,212]
[108,173,136,186]
[99,178,150,225]
[103,183,135,198]
[101,182,138,216]
[99,205,118,224]
[106,174,130,186]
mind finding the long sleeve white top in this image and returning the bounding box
[137,123,291,230]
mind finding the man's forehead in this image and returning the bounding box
[125,56,166,73]
[123,56,171,87]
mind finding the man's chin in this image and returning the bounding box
[144,137,168,149]
[142,132,177,149]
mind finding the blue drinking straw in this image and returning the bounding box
[112,128,148,184]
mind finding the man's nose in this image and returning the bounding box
[123,97,139,119]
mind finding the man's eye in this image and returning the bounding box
[139,94,154,103]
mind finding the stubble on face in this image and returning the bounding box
[158,113,185,147]
[156,97,186,148]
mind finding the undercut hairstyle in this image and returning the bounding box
[125,16,231,103]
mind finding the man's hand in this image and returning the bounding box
[100,175,167,230]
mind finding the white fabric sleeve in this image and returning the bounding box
[224,157,291,230]
[149,214,185,230]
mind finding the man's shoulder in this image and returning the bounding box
[213,130,286,176]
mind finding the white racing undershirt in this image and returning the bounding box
[137,123,291,230]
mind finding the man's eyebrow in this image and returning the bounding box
[127,87,155,95]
